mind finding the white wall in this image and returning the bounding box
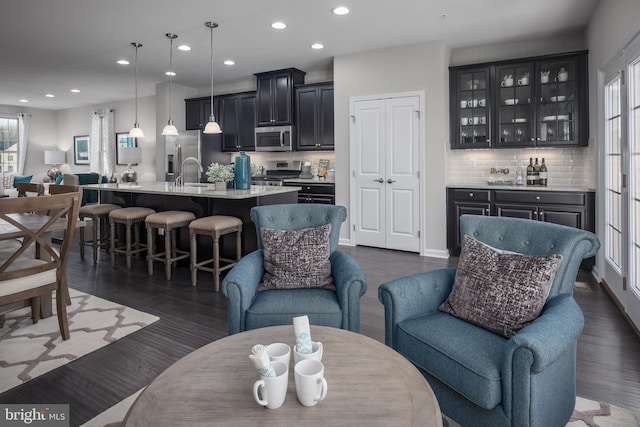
[334,41,450,255]
[586,1,640,299]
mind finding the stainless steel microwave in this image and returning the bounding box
[255,125,295,151]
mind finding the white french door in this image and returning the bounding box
[602,33,640,328]
[350,93,422,253]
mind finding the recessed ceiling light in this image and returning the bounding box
[224,59,235,66]
[70,89,80,93]
[165,71,176,76]
[271,21,287,30]
[19,99,28,103]
[45,94,55,98]
[439,13,449,19]
[178,45,191,51]
[311,43,324,50]
[332,6,350,15]
[117,59,130,65]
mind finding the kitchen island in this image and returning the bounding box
[84,182,301,256]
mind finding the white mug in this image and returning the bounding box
[557,72,568,82]
[460,100,467,108]
[294,359,328,407]
[479,116,486,125]
[467,99,478,108]
[293,341,323,364]
[541,75,550,84]
[460,117,469,126]
[266,343,291,367]
[501,78,514,87]
[253,361,289,409]
[478,99,486,107]
[470,117,479,125]
[517,77,529,86]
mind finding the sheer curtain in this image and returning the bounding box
[89,109,115,174]
[17,113,29,175]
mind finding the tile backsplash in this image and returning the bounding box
[446,144,596,189]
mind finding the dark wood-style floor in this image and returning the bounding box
[1,237,639,425]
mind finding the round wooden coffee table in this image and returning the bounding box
[122,326,442,426]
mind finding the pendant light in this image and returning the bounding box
[161,33,179,136]
[129,42,145,138]
[203,22,222,134]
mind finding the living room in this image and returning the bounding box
[1,1,640,426]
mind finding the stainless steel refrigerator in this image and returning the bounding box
[165,131,230,183]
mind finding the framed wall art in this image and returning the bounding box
[73,135,90,165]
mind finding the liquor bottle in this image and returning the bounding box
[526,158,535,186]
[534,158,540,186]
[539,158,548,186]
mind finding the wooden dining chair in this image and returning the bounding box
[16,182,44,197]
[0,192,81,340]
[47,184,83,249]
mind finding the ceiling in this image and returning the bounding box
[1,0,599,111]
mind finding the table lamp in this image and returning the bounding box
[44,150,65,181]
[119,147,142,183]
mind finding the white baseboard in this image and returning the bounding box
[421,248,450,259]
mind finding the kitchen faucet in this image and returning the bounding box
[175,157,203,186]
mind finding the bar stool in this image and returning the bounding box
[145,210,195,280]
[78,203,121,263]
[109,207,155,270]
[189,215,242,291]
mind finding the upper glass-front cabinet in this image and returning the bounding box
[456,67,491,148]
[450,51,588,149]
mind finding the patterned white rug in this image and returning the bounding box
[0,289,159,394]
[443,396,638,427]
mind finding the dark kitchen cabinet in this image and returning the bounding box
[185,96,213,130]
[446,187,595,269]
[218,91,256,152]
[446,188,492,251]
[284,181,335,204]
[450,50,588,149]
[255,68,306,126]
[295,82,334,151]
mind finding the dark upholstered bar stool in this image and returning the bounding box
[109,207,155,270]
[145,210,196,280]
[189,216,242,291]
[78,203,121,263]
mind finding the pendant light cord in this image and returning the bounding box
[134,44,139,124]
[210,24,214,117]
[168,36,173,121]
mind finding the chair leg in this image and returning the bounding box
[165,227,172,280]
[110,219,116,267]
[31,296,41,324]
[79,216,86,260]
[134,223,141,259]
[56,286,70,340]
[125,223,132,270]
[235,227,242,262]
[146,224,153,275]
[213,232,220,292]
[92,216,99,264]
[190,230,197,286]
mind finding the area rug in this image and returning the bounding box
[443,396,638,427]
[0,289,159,394]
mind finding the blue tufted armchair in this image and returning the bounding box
[378,215,600,427]
[221,204,367,335]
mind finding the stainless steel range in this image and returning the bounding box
[251,160,301,186]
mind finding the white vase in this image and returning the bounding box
[214,181,226,191]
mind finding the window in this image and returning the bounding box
[0,117,19,174]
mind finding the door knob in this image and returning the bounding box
[373,178,384,183]
[387,179,396,184]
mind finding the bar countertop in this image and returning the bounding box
[83,182,301,199]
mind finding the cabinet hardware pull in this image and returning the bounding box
[535,196,541,200]
[469,193,474,197]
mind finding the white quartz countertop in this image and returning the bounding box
[447,183,596,192]
[283,177,335,184]
[84,182,301,199]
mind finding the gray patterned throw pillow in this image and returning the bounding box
[259,223,335,291]
[439,235,563,338]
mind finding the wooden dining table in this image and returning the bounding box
[0,212,85,318]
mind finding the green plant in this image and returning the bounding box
[206,162,234,183]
